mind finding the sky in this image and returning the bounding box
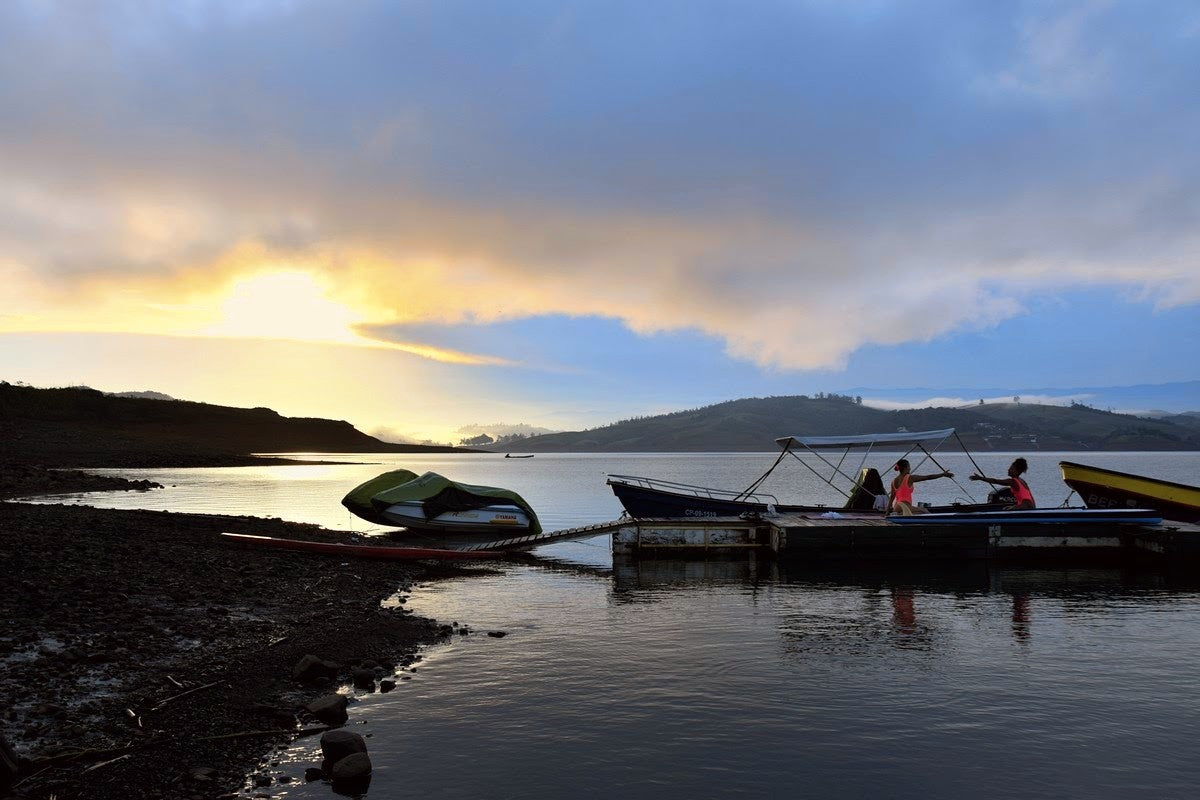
[1,0,1198,443]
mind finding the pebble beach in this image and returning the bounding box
[1,467,466,799]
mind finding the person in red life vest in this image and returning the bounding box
[969,457,1036,509]
[888,458,953,515]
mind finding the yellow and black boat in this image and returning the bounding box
[1060,461,1200,523]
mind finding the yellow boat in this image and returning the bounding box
[1060,461,1200,523]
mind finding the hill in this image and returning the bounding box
[0,382,464,467]
[512,395,1200,452]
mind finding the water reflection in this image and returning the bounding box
[269,555,1200,800]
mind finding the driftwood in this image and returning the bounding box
[19,724,330,784]
[21,743,140,774]
[150,680,223,711]
[81,753,131,773]
[200,725,330,742]
[166,675,185,689]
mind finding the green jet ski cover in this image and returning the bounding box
[341,470,542,533]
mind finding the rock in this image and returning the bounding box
[254,774,272,787]
[351,668,376,690]
[331,752,372,781]
[304,766,325,782]
[379,679,396,693]
[306,694,349,726]
[487,630,507,638]
[189,766,218,782]
[292,654,340,683]
[320,729,367,765]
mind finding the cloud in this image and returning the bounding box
[1,1,1198,371]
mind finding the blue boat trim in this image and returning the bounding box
[887,509,1162,525]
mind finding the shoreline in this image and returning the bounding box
[1,471,479,799]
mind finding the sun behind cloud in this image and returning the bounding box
[202,271,367,345]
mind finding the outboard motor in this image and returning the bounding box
[987,488,1015,505]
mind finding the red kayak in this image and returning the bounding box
[221,532,503,559]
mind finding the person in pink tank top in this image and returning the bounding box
[889,458,954,515]
[970,457,1036,509]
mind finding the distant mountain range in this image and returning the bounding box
[508,395,1200,452]
[841,380,1200,415]
[5,382,1197,468]
[0,383,466,468]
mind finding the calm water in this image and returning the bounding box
[35,452,1200,798]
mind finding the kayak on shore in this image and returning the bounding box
[221,532,504,559]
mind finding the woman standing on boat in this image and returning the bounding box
[889,459,953,515]
[970,458,1036,509]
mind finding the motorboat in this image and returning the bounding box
[1060,461,1200,523]
[607,429,1003,519]
[342,469,541,535]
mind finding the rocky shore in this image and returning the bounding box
[0,470,476,799]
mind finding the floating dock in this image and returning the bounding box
[606,514,1200,563]
[449,512,1200,564]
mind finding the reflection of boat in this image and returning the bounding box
[608,429,1000,519]
[505,454,535,458]
[1060,461,1200,523]
[221,533,502,559]
[341,470,541,535]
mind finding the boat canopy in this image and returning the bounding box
[340,469,420,526]
[775,429,956,450]
[342,470,542,533]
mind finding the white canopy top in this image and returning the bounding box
[775,428,956,450]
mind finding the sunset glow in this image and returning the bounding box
[0,1,1195,441]
[202,271,369,345]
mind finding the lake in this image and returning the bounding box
[36,452,1200,798]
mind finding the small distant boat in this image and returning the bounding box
[504,453,535,458]
[1060,461,1200,523]
[221,533,502,559]
[341,469,541,535]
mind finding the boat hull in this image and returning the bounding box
[377,501,534,534]
[887,508,1162,525]
[608,478,1000,519]
[1060,461,1200,523]
[608,479,810,518]
[220,533,502,559]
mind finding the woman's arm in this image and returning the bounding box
[970,474,1012,487]
[912,470,952,483]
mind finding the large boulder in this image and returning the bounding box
[305,694,349,725]
[293,654,340,683]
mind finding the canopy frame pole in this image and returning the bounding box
[790,446,855,500]
[855,442,878,496]
[788,448,852,500]
[737,445,791,500]
[917,444,979,503]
